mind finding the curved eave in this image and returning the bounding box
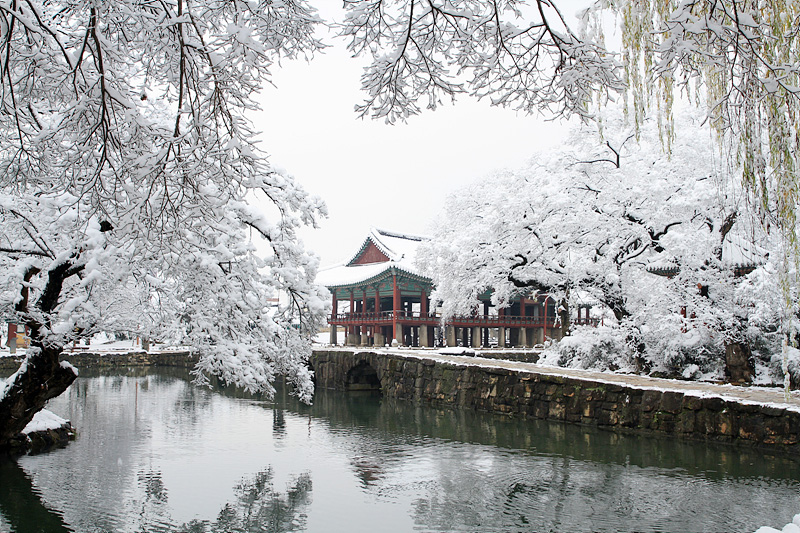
[324,265,431,291]
[647,262,759,278]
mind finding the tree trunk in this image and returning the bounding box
[558,298,571,338]
[724,342,754,384]
[0,343,77,450]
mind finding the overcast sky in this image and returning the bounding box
[254,5,578,268]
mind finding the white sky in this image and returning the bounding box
[254,4,579,268]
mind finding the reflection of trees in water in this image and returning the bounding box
[0,458,72,533]
[22,368,797,533]
[180,468,312,533]
[273,409,286,438]
[136,470,171,532]
[292,387,800,533]
[349,455,385,488]
[301,386,800,482]
[131,466,312,533]
[406,448,800,533]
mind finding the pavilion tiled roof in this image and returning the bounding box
[646,233,765,277]
[316,228,430,289]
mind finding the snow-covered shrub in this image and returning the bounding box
[541,326,636,372]
[640,323,725,380]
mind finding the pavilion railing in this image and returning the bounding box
[330,311,599,328]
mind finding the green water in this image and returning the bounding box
[1,367,798,532]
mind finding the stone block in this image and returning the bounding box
[677,411,696,434]
[549,401,566,420]
[619,405,639,428]
[738,415,765,442]
[579,388,601,402]
[534,402,549,418]
[660,392,684,414]
[760,405,785,418]
[597,409,619,426]
[717,410,736,437]
[641,390,661,412]
[682,395,703,411]
[656,413,676,434]
[703,397,726,412]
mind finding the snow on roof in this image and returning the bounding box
[317,228,429,288]
[346,228,427,265]
[722,234,765,268]
[648,232,766,276]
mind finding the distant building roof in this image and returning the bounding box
[316,228,429,289]
[646,232,765,277]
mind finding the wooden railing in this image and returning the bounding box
[330,311,599,328]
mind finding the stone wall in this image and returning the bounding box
[60,350,197,368]
[311,350,800,454]
[0,351,197,373]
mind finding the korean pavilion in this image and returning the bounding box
[316,228,571,348]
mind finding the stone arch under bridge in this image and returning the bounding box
[345,360,382,392]
[310,351,388,393]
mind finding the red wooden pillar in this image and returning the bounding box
[331,291,338,321]
[392,273,399,341]
[520,297,526,318]
[542,295,549,338]
[362,287,369,341]
[374,285,381,314]
[420,289,428,317]
[7,323,16,349]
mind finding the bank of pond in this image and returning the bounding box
[0,366,798,532]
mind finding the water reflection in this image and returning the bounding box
[171,469,312,533]
[3,367,799,533]
[0,458,72,533]
[131,466,312,533]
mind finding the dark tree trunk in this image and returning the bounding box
[724,342,755,384]
[0,342,77,450]
[558,298,571,338]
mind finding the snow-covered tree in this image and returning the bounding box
[340,0,799,386]
[0,0,328,449]
[418,110,778,380]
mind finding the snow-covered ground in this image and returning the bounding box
[0,336,191,357]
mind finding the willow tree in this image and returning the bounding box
[609,0,800,394]
[343,0,797,232]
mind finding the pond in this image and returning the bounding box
[1,367,799,533]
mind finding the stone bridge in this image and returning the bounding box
[310,348,800,455]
